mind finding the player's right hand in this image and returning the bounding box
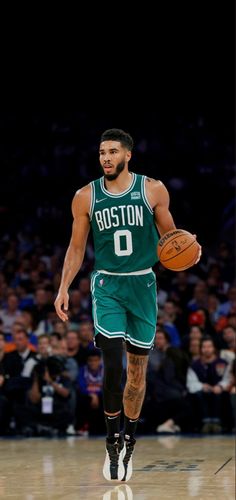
[54,290,69,322]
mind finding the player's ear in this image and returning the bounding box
[126,150,132,162]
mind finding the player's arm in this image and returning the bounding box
[145,178,176,236]
[54,185,91,322]
[146,178,201,261]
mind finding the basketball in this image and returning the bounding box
[157,229,199,271]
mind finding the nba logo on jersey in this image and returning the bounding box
[99,278,104,286]
[131,191,141,200]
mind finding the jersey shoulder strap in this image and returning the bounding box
[140,174,153,214]
[89,177,103,220]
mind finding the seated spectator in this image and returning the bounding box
[37,335,51,360]
[69,290,87,324]
[182,325,204,352]
[17,356,74,436]
[188,337,201,361]
[144,329,190,434]
[30,287,53,328]
[227,359,236,432]
[169,271,194,309]
[66,330,80,367]
[218,326,235,368]
[0,331,5,363]
[218,326,236,354]
[0,333,9,434]
[78,277,92,310]
[218,286,236,317]
[4,321,37,353]
[187,282,209,311]
[50,332,62,355]
[0,293,21,333]
[187,336,232,433]
[17,310,38,346]
[56,338,78,383]
[76,350,105,435]
[157,302,181,347]
[1,328,37,431]
[51,319,68,337]
[77,321,95,365]
[206,294,221,326]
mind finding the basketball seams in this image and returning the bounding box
[160,238,196,263]
[167,247,199,271]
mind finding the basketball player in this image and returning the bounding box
[54,129,201,481]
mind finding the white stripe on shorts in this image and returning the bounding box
[96,268,152,276]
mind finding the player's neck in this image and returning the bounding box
[104,168,133,194]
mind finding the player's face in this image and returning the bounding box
[99,140,131,180]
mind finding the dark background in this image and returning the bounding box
[0,2,235,257]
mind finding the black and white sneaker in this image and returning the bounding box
[122,435,136,481]
[103,433,125,481]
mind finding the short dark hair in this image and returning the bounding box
[200,335,215,349]
[15,327,28,337]
[87,349,102,359]
[156,328,171,344]
[100,129,134,151]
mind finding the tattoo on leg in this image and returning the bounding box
[123,353,148,419]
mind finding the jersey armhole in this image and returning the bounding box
[141,176,153,214]
[89,182,95,220]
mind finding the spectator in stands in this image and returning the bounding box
[218,286,236,317]
[0,331,5,362]
[69,290,87,324]
[17,310,38,346]
[51,319,68,337]
[157,302,181,347]
[188,282,208,311]
[37,335,51,360]
[0,293,21,333]
[78,277,92,311]
[227,358,236,431]
[77,321,95,365]
[20,356,74,436]
[76,350,104,435]
[187,336,232,433]
[188,337,201,361]
[0,332,9,434]
[219,326,236,366]
[1,328,37,432]
[145,329,190,434]
[169,271,194,309]
[30,287,52,326]
[66,330,80,367]
[4,321,37,353]
[50,332,62,355]
[182,325,204,352]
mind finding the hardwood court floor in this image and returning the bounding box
[0,435,234,499]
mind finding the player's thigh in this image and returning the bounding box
[91,271,127,339]
[126,273,158,349]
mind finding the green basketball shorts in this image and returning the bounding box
[90,269,158,349]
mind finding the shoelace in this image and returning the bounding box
[123,441,135,465]
[107,441,120,465]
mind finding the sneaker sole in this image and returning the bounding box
[103,446,125,481]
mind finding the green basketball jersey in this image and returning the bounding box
[90,173,159,272]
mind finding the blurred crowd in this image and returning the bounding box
[0,112,235,437]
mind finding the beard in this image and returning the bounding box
[102,160,126,181]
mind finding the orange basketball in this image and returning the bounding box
[157,229,199,271]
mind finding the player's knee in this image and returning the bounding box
[102,347,123,392]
